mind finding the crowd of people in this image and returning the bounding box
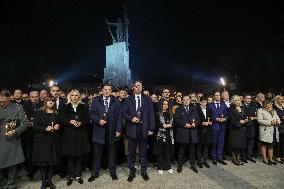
[0,81,284,189]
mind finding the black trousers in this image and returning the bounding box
[156,142,172,170]
[196,141,210,163]
[67,156,82,178]
[274,133,284,158]
[93,142,116,175]
[0,165,17,189]
[178,143,196,166]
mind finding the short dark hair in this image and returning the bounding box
[133,80,142,85]
[212,89,221,95]
[102,82,112,89]
[200,96,207,102]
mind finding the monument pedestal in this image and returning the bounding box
[104,42,132,87]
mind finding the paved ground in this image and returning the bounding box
[19,159,284,189]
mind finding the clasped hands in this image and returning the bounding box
[70,120,82,127]
[4,129,16,136]
[46,124,60,132]
[163,123,172,128]
[185,122,196,128]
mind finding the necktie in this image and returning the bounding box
[137,96,141,111]
[104,97,109,112]
[216,103,220,108]
[186,106,189,112]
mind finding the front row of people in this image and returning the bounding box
[0,83,283,189]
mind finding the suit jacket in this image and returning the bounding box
[196,104,212,144]
[122,95,155,138]
[208,101,228,131]
[174,105,200,144]
[242,102,257,138]
[89,95,122,144]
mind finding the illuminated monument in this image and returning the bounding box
[104,7,132,87]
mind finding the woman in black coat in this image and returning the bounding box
[32,97,61,189]
[153,100,174,174]
[227,95,248,166]
[61,89,90,186]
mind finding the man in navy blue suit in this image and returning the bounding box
[88,83,122,181]
[122,81,155,182]
[175,95,200,173]
[208,90,228,165]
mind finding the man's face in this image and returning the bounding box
[30,93,39,104]
[14,90,22,100]
[22,94,29,101]
[201,100,207,108]
[40,90,48,100]
[182,96,191,106]
[102,86,112,97]
[162,89,170,98]
[176,96,182,104]
[213,92,221,102]
[222,91,230,101]
[119,90,127,100]
[190,94,197,103]
[50,86,59,98]
[133,82,142,94]
[243,96,252,104]
[0,96,10,108]
[150,94,158,103]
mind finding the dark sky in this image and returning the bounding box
[1,0,283,90]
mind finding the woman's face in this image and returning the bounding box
[276,97,284,105]
[162,101,169,111]
[234,98,241,107]
[266,103,273,110]
[70,92,80,103]
[46,100,55,109]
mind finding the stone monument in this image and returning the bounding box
[104,7,132,87]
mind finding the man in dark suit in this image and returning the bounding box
[122,81,155,182]
[196,97,212,168]
[50,85,66,111]
[174,95,200,173]
[88,83,122,181]
[208,90,228,165]
[50,85,68,178]
[22,91,42,180]
[241,94,257,163]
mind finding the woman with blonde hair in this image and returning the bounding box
[258,100,281,165]
[227,95,248,165]
[61,89,90,186]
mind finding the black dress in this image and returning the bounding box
[61,103,90,157]
[227,106,246,153]
[32,110,61,166]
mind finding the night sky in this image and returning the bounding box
[1,0,283,90]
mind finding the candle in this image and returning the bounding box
[192,118,195,123]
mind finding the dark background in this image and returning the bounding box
[0,0,283,91]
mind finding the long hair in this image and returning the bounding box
[66,89,82,105]
[41,97,57,113]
